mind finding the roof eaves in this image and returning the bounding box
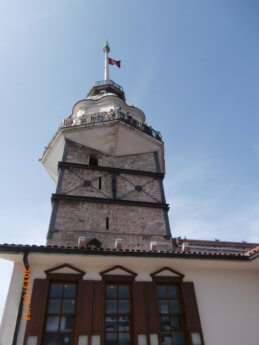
[0,244,251,261]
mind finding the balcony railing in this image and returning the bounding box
[62,110,162,141]
[42,110,162,159]
[93,80,124,92]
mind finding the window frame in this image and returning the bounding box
[104,280,134,345]
[40,271,83,345]
[101,267,136,345]
[156,281,188,345]
[151,268,189,345]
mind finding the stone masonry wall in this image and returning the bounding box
[66,141,157,172]
[47,140,171,250]
[60,167,162,203]
[48,200,170,250]
[61,168,112,199]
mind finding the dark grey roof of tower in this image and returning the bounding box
[87,79,126,101]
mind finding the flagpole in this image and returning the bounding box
[103,40,110,81]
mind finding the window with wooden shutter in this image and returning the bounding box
[73,280,105,345]
[23,279,49,345]
[105,283,132,345]
[181,282,204,345]
[42,282,77,345]
[157,284,187,345]
[150,267,204,345]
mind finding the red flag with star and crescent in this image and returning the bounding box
[109,57,121,68]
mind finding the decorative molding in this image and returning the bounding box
[151,266,185,281]
[100,265,137,281]
[45,263,85,277]
[52,193,169,210]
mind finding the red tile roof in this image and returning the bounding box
[172,238,258,256]
[244,245,259,256]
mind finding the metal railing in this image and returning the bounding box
[63,110,162,141]
[93,80,124,92]
[42,110,162,158]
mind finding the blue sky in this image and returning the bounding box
[0,0,259,320]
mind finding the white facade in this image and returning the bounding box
[0,251,259,345]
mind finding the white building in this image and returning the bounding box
[0,42,259,345]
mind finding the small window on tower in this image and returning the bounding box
[106,217,109,230]
[135,185,142,192]
[89,155,98,166]
[99,177,102,190]
[83,180,91,187]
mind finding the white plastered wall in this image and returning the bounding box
[187,267,259,345]
[0,253,259,345]
[0,261,23,345]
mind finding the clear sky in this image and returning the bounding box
[0,0,259,320]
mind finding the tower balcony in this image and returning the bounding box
[42,110,162,161]
[63,109,162,141]
[87,79,125,101]
[93,79,124,92]
[41,110,164,182]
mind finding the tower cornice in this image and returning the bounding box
[58,161,164,179]
[52,193,169,210]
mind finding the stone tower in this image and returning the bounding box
[41,42,171,251]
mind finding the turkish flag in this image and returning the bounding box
[109,57,121,68]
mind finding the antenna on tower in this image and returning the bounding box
[103,40,110,81]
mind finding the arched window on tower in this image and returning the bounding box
[87,238,102,249]
[89,155,98,166]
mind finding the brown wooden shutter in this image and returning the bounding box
[74,280,94,337]
[182,282,205,345]
[145,282,160,333]
[24,279,49,343]
[133,282,160,338]
[92,281,105,334]
[133,282,147,334]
